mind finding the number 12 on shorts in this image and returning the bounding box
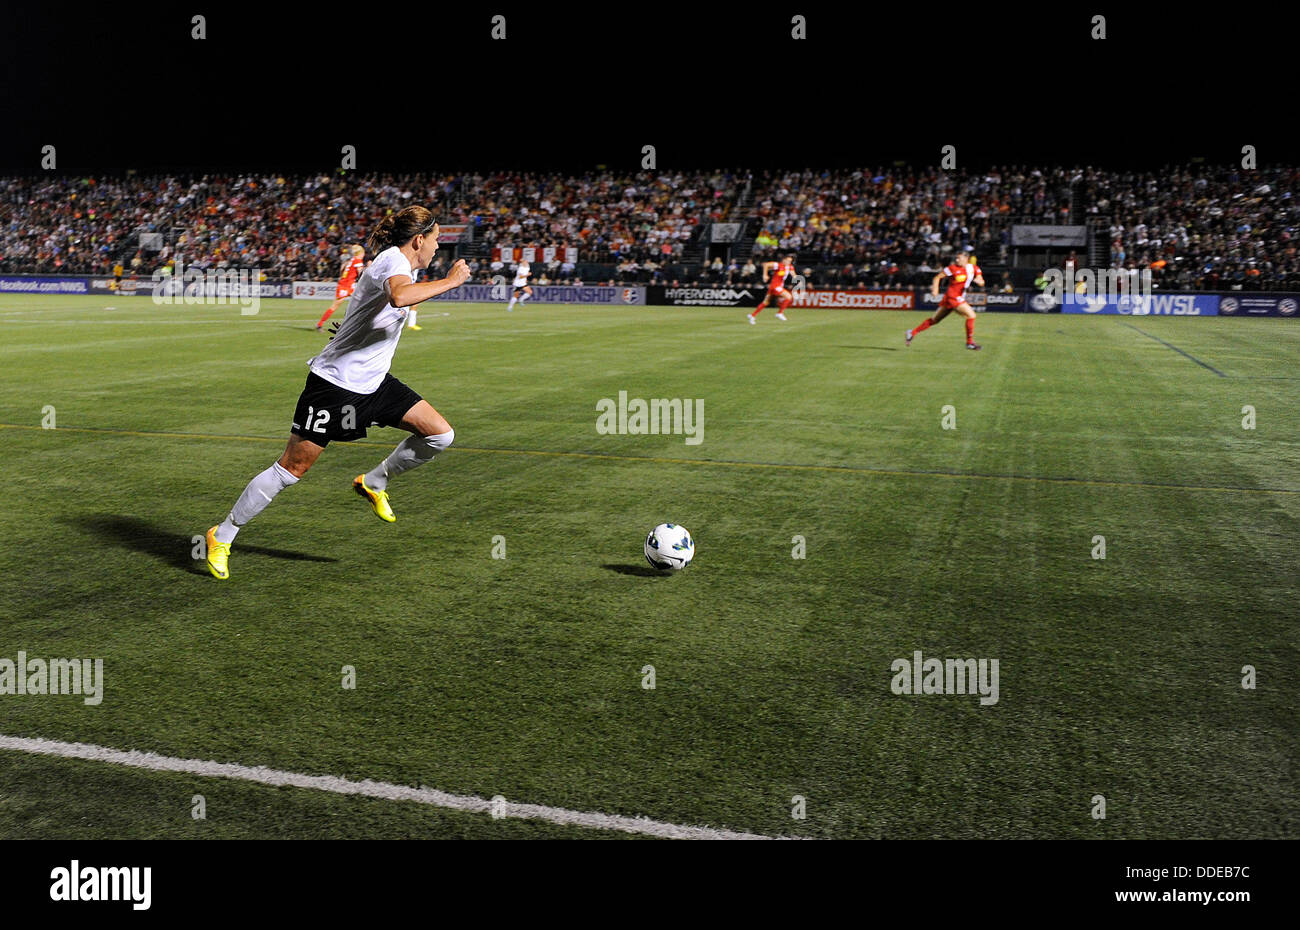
[304,405,330,433]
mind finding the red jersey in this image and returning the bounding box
[339,254,364,286]
[767,261,794,292]
[942,263,981,302]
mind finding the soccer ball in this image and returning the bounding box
[644,523,695,571]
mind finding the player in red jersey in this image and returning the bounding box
[316,245,366,330]
[906,251,984,349]
[747,253,796,324]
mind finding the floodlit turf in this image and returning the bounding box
[0,295,1297,839]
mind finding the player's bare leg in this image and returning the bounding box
[398,399,452,437]
[775,289,792,320]
[355,399,455,522]
[907,305,951,344]
[277,433,326,478]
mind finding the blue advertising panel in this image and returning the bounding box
[0,276,90,294]
[1061,294,1219,316]
[1217,295,1299,317]
[435,284,646,305]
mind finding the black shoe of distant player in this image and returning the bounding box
[966,341,982,350]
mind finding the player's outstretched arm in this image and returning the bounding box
[931,271,946,296]
[386,259,472,307]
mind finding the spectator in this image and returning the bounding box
[3,164,1293,291]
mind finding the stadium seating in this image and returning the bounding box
[1,165,1295,290]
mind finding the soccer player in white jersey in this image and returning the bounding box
[203,206,470,579]
[506,260,531,311]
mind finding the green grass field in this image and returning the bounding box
[0,295,1296,839]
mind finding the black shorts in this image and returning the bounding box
[290,371,422,446]
[513,285,529,295]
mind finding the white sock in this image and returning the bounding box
[215,461,299,543]
[519,292,530,303]
[407,309,418,326]
[364,429,454,491]
[507,297,517,309]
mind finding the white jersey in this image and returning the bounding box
[512,263,530,288]
[309,246,414,394]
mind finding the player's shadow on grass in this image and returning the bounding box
[74,515,338,574]
[601,563,669,577]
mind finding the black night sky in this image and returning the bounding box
[0,5,1288,175]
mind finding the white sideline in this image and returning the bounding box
[0,734,774,840]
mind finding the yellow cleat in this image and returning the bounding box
[205,526,230,579]
[407,324,422,331]
[354,475,395,522]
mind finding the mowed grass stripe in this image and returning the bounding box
[2,421,1294,494]
[1119,322,1228,377]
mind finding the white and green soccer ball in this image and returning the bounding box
[644,523,695,571]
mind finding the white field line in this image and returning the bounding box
[0,734,777,840]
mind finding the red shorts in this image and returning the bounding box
[335,282,355,300]
[939,295,967,310]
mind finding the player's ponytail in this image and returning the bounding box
[367,206,436,253]
[366,215,396,253]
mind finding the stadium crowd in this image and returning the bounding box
[1083,165,1299,292]
[462,169,741,265]
[0,165,1296,290]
